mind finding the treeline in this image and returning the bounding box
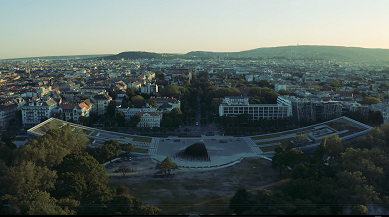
[0,125,161,215]
[228,122,389,215]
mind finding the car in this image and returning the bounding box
[196,122,198,126]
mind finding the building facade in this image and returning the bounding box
[90,94,112,116]
[219,96,290,120]
[0,103,18,127]
[22,97,58,128]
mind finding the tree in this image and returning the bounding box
[160,84,180,98]
[52,152,114,210]
[359,97,381,105]
[351,205,368,215]
[130,114,141,127]
[345,110,368,124]
[170,108,183,127]
[380,122,389,150]
[292,133,309,149]
[78,116,89,126]
[321,134,343,164]
[161,116,174,128]
[229,188,256,215]
[119,165,131,177]
[116,185,130,195]
[340,147,385,186]
[121,95,131,108]
[155,156,178,175]
[19,190,75,215]
[13,124,89,167]
[107,100,116,117]
[1,161,57,198]
[131,95,145,108]
[149,99,157,107]
[278,89,290,95]
[0,130,16,149]
[116,110,125,127]
[105,194,162,215]
[93,139,122,163]
[121,142,134,159]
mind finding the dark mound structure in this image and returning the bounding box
[173,141,211,162]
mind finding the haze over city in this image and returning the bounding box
[1,0,389,59]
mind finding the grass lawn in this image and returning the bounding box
[133,148,149,153]
[259,138,292,152]
[250,129,305,141]
[14,137,28,141]
[32,119,64,134]
[129,136,152,143]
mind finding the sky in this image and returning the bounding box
[1,0,389,59]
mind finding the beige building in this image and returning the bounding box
[90,94,112,116]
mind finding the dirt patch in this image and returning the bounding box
[107,156,281,215]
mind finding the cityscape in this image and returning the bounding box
[1,0,389,215]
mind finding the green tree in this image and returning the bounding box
[229,188,256,215]
[321,134,344,164]
[149,99,157,107]
[278,89,290,95]
[359,97,381,105]
[107,100,116,117]
[351,205,368,215]
[13,125,89,167]
[121,95,131,108]
[1,161,57,198]
[160,84,180,98]
[121,142,134,159]
[78,116,89,126]
[380,122,389,150]
[105,194,162,215]
[130,114,141,127]
[93,139,122,163]
[161,116,174,128]
[52,152,114,213]
[170,108,183,127]
[155,156,178,175]
[115,110,125,127]
[19,190,75,215]
[131,95,145,108]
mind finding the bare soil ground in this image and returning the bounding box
[106,156,284,215]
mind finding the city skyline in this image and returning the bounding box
[1,0,389,59]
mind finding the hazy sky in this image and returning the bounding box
[1,0,389,59]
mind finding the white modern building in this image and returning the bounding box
[219,96,291,120]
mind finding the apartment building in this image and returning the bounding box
[90,94,112,116]
[22,97,58,128]
[54,99,92,123]
[0,103,18,127]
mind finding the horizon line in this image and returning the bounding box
[3,44,389,60]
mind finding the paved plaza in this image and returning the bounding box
[152,135,265,168]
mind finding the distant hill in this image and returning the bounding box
[3,54,112,61]
[102,51,182,60]
[184,45,389,62]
